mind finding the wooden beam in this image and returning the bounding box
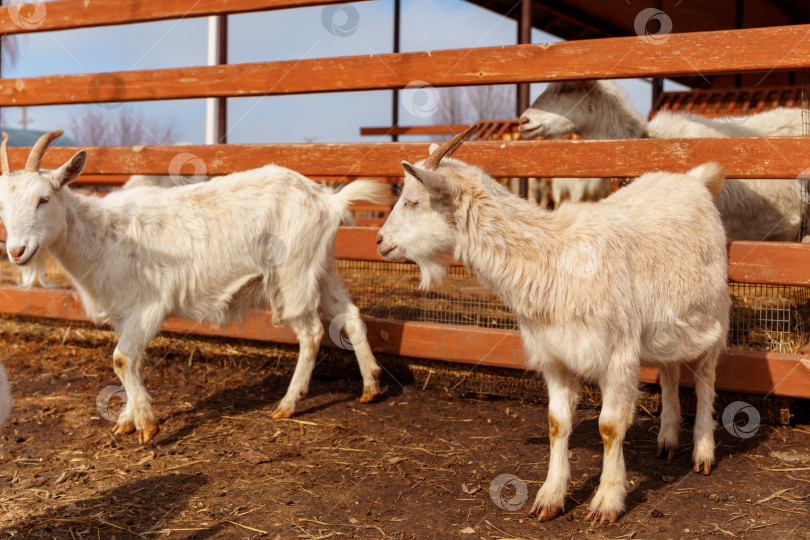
[1,226,809,286]
[0,0,366,35]
[10,137,810,178]
[0,285,807,398]
[3,24,810,106]
[728,242,810,286]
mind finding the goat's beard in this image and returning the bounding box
[416,257,448,291]
[18,248,53,290]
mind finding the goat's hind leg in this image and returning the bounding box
[272,312,323,419]
[657,364,681,460]
[692,344,720,475]
[319,271,382,403]
[587,362,638,524]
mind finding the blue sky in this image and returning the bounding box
[2,0,685,144]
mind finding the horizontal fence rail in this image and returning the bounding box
[0,0,367,35]
[2,227,810,286]
[4,138,810,178]
[0,284,808,399]
[2,25,810,106]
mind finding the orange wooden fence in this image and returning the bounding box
[0,4,808,398]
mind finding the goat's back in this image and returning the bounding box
[547,169,728,359]
[90,165,347,325]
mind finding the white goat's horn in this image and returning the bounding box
[423,123,477,171]
[0,133,10,176]
[25,130,63,172]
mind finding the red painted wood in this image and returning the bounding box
[3,25,810,106]
[1,226,809,285]
[6,138,810,178]
[0,0,367,35]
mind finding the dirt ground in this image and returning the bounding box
[0,316,809,539]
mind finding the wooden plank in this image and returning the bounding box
[0,285,808,398]
[9,137,810,178]
[0,0,366,35]
[728,242,810,287]
[1,225,810,286]
[3,24,810,106]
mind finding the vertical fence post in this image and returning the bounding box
[391,0,400,143]
[517,0,532,199]
[206,16,228,144]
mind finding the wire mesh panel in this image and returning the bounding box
[336,259,810,353]
[2,256,809,353]
[335,260,516,329]
[728,283,810,353]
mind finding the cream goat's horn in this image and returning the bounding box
[0,132,10,176]
[423,123,478,171]
[25,130,64,172]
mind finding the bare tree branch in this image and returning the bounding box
[434,85,516,126]
[69,107,179,146]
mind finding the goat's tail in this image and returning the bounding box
[688,162,726,196]
[329,180,393,225]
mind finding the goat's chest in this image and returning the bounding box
[518,320,620,381]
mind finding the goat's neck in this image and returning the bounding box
[581,100,647,140]
[48,190,110,285]
[454,191,558,320]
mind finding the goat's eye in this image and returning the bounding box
[404,200,418,208]
[559,85,575,93]
[38,197,49,207]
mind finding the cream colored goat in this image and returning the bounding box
[376,127,729,524]
[0,131,388,444]
[520,80,801,241]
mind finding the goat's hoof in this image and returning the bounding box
[693,461,712,475]
[530,503,562,522]
[112,420,136,436]
[137,422,160,445]
[272,408,294,420]
[586,508,620,524]
[656,445,678,460]
[359,391,381,403]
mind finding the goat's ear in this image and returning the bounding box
[401,161,457,200]
[428,143,440,154]
[49,151,87,190]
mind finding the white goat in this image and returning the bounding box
[0,131,389,444]
[121,175,187,189]
[520,80,802,241]
[376,127,729,523]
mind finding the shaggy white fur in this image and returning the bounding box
[377,133,729,523]
[520,80,802,241]
[0,133,390,444]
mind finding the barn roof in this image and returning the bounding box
[468,0,810,89]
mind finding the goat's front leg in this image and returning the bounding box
[319,271,382,402]
[587,363,639,524]
[530,366,580,521]
[111,314,163,444]
[272,312,323,419]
